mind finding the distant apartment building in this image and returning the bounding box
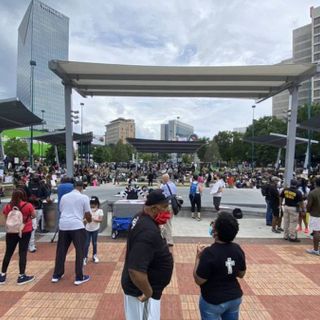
[105,118,135,145]
[272,7,320,119]
[17,0,69,130]
[160,119,194,141]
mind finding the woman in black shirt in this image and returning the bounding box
[193,213,246,320]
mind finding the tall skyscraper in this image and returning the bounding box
[272,6,319,119]
[160,119,194,141]
[17,0,69,131]
[105,118,136,145]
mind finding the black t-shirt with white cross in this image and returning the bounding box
[121,213,174,300]
[196,242,246,304]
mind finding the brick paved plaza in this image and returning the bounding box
[0,238,320,319]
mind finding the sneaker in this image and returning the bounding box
[92,255,99,263]
[0,273,6,284]
[296,226,302,232]
[51,274,64,283]
[277,227,284,232]
[29,247,37,253]
[289,238,301,243]
[272,228,281,233]
[306,249,320,256]
[17,275,35,285]
[191,213,195,219]
[83,258,87,266]
[74,275,90,286]
[304,228,309,234]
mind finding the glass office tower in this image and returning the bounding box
[17,0,69,131]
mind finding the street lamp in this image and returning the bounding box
[80,102,84,167]
[251,104,256,170]
[30,60,36,167]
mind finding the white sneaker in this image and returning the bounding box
[83,258,87,266]
[93,255,99,263]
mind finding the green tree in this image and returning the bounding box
[203,140,221,163]
[243,116,287,166]
[112,140,131,162]
[213,131,234,162]
[197,137,210,161]
[4,138,29,160]
[92,146,111,164]
[44,145,66,165]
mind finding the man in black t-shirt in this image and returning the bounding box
[193,212,246,320]
[121,189,173,320]
[280,179,304,242]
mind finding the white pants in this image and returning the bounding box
[124,295,160,320]
[29,209,43,250]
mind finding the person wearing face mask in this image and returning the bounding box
[194,212,246,320]
[121,189,174,320]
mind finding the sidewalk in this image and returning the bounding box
[0,237,319,319]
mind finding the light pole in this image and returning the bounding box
[30,60,36,167]
[251,104,256,170]
[41,109,45,158]
[80,102,84,167]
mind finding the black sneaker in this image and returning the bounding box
[17,275,35,285]
[272,228,281,233]
[74,275,90,286]
[0,273,6,284]
[289,238,301,243]
[277,227,284,232]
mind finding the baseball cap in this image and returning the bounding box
[145,189,169,206]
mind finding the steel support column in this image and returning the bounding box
[284,85,299,186]
[64,85,73,177]
[275,148,282,170]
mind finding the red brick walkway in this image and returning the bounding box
[0,239,320,319]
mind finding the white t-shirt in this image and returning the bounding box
[85,208,104,232]
[210,179,225,197]
[59,189,91,231]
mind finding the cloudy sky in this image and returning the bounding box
[0,0,318,139]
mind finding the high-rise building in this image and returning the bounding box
[272,6,319,119]
[311,6,320,104]
[17,0,69,131]
[105,118,135,145]
[160,119,194,141]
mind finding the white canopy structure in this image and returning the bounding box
[49,60,319,184]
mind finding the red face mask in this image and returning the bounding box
[154,211,171,225]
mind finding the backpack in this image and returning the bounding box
[5,203,27,237]
[190,182,198,195]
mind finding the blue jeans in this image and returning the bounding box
[199,296,242,320]
[266,200,273,225]
[84,230,98,258]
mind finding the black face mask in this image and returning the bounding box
[33,178,40,183]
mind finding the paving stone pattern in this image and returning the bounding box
[0,240,320,319]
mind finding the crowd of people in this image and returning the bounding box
[0,158,320,319]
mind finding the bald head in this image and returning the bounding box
[162,174,170,183]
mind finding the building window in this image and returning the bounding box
[314,26,320,35]
[315,35,320,43]
[314,17,320,26]
[314,89,320,98]
[314,53,320,61]
[314,44,320,52]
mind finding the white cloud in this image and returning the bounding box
[0,0,318,138]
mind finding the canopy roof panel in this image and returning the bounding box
[243,133,318,148]
[34,131,93,145]
[0,98,43,131]
[127,138,205,154]
[298,115,320,132]
[49,60,319,101]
